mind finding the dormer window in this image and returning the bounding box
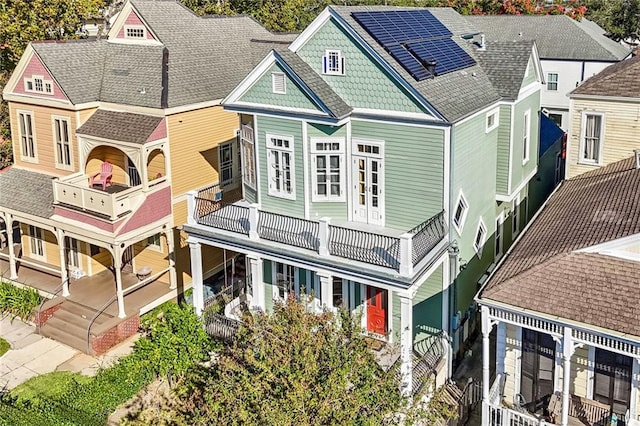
[323,50,344,75]
[24,75,53,95]
[125,26,146,38]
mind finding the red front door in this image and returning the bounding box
[366,286,387,335]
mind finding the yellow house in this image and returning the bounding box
[566,55,640,178]
[0,0,293,354]
[477,157,640,426]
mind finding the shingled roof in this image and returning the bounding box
[0,168,55,219]
[466,15,630,61]
[571,54,640,98]
[30,0,296,108]
[77,110,164,144]
[476,40,535,101]
[480,157,640,337]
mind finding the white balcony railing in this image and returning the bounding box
[52,173,145,220]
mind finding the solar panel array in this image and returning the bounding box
[352,10,476,81]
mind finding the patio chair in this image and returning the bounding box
[90,161,113,190]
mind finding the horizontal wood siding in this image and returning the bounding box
[510,91,540,191]
[167,106,238,197]
[413,264,443,342]
[78,107,97,126]
[90,245,112,276]
[132,237,168,277]
[172,201,186,229]
[568,98,640,178]
[147,150,165,180]
[503,324,520,402]
[19,225,60,268]
[569,344,589,398]
[87,145,128,185]
[351,120,444,230]
[256,115,304,217]
[496,104,512,195]
[9,102,81,175]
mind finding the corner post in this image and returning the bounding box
[399,233,413,276]
[399,294,413,397]
[248,204,260,240]
[318,217,331,256]
[186,190,198,225]
[189,240,204,315]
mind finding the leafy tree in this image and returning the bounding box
[177,300,404,425]
[585,0,640,41]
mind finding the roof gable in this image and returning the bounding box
[571,55,640,99]
[108,2,161,44]
[77,109,165,144]
[5,46,69,103]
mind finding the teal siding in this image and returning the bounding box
[243,185,257,204]
[256,115,305,217]
[496,105,512,195]
[510,91,540,192]
[522,59,537,87]
[297,18,426,114]
[452,109,498,311]
[240,63,321,112]
[351,120,445,230]
[413,264,443,343]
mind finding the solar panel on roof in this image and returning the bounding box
[352,10,475,81]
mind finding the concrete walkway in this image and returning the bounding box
[0,316,137,390]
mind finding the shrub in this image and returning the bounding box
[10,371,90,406]
[0,281,40,321]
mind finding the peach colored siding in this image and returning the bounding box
[167,106,238,197]
[172,200,187,229]
[90,245,112,275]
[503,324,519,402]
[19,224,60,267]
[78,108,97,126]
[9,102,80,175]
[147,150,165,180]
[568,98,640,178]
[132,235,168,277]
[86,146,128,185]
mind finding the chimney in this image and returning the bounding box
[635,149,640,169]
[479,34,486,51]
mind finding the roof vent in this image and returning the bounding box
[421,59,437,77]
[478,34,486,51]
[635,148,640,169]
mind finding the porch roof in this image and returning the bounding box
[0,167,55,218]
[481,156,640,337]
[76,109,164,144]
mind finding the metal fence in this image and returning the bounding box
[409,210,446,265]
[195,197,250,235]
[258,211,319,251]
[328,225,400,270]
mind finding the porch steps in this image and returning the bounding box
[39,300,114,353]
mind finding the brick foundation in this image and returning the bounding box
[90,315,140,355]
[35,303,62,327]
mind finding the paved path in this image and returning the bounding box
[0,316,136,390]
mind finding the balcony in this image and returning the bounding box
[186,184,447,277]
[52,172,168,221]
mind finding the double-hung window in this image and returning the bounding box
[473,220,487,256]
[512,195,521,237]
[274,262,296,301]
[453,192,469,234]
[18,111,36,161]
[547,73,558,91]
[147,233,162,251]
[323,50,344,75]
[266,134,295,199]
[495,214,504,260]
[240,124,256,189]
[581,112,604,164]
[523,109,531,164]
[311,138,345,202]
[53,117,72,169]
[219,141,234,186]
[29,225,44,260]
[24,75,53,94]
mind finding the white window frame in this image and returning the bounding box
[579,111,605,165]
[124,25,146,39]
[486,108,499,133]
[310,137,345,202]
[547,72,558,91]
[17,110,37,162]
[218,141,234,186]
[266,133,296,200]
[240,125,256,189]
[495,212,504,260]
[452,190,469,235]
[29,225,45,261]
[272,262,297,301]
[147,233,162,252]
[522,109,531,165]
[512,194,521,238]
[24,75,54,95]
[67,237,81,270]
[271,72,286,94]
[323,49,344,75]
[473,219,487,256]
[52,116,72,170]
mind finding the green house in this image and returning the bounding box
[183,5,543,395]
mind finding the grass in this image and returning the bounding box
[10,371,91,405]
[0,337,9,356]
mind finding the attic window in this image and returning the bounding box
[272,72,286,94]
[486,108,499,133]
[24,75,54,95]
[125,26,146,38]
[323,50,344,75]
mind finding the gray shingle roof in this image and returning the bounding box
[276,50,352,119]
[476,41,535,100]
[571,54,640,98]
[466,15,630,61]
[329,6,502,122]
[481,157,640,334]
[77,110,164,144]
[0,168,55,218]
[29,0,297,108]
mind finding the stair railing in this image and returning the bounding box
[36,278,69,334]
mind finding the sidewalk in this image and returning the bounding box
[0,316,137,390]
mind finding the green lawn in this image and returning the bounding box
[0,337,9,357]
[10,371,91,405]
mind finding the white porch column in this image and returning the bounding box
[399,294,413,397]
[561,326,573,426]
[164,229,177,289]
[318,271,332,310]
[631,357,640,420]
[247,254,264,311]
[318,217,330,256]
[481,305,493,423]
[55,228,69,297]
[4,213,18,280]
[113,245,126,318]
[189,240,204,315]
[399,233,413,277]
[186,190,198,225]
[248,204,259,240]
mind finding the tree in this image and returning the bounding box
[585,0,640,42]
[177,300,404,425]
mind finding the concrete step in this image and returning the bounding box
[39,324,88,353]
[57,301,114,325]
[43,315,88,340]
